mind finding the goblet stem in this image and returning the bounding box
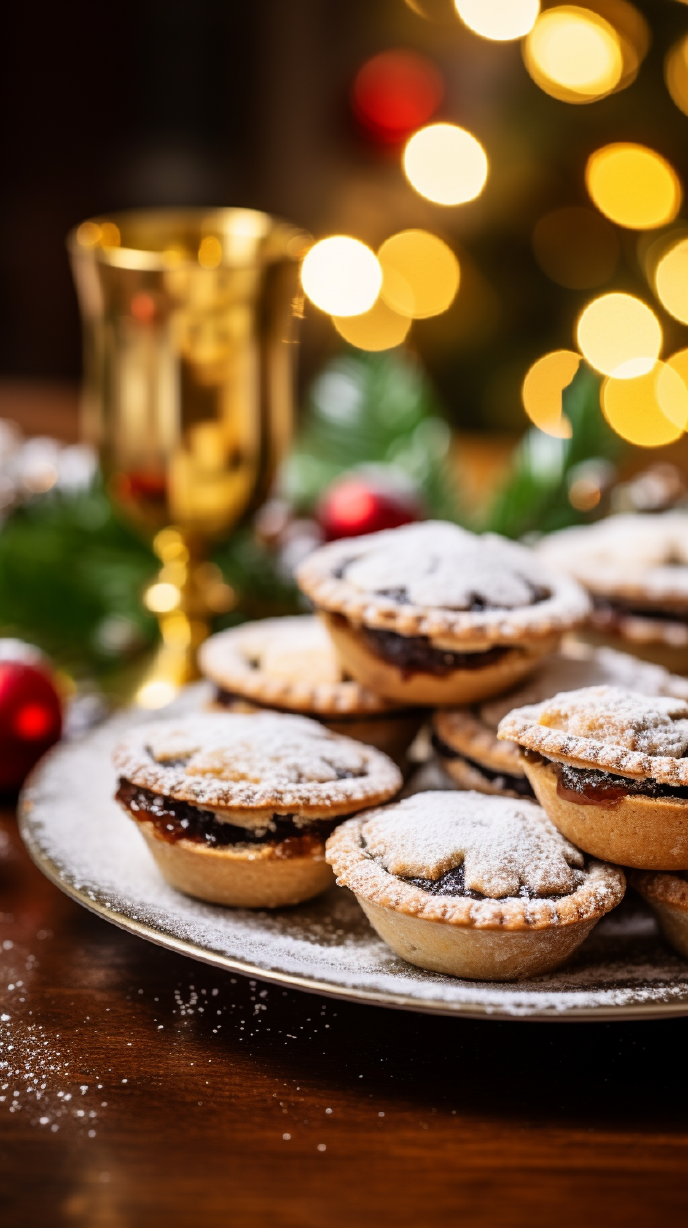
[135,527,234,708]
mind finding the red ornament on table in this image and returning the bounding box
[317,472,423,540]
[0,641,63,792]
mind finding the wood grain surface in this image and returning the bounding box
[1,805,687,1228]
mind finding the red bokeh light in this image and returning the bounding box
[352,50,444,145]
[318,476,423,540]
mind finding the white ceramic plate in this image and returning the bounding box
[18,686,688,1021]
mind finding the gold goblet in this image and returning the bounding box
[69,208,309,706]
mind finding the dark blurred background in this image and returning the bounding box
[3,0,688,432]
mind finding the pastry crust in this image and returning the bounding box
[434,644,688,786]
[136,819,333,908]
[323,611,557,706]
[498,686,688,785]
[327,791,624,980]
[628,869,688,959]
[297,521,590,648]
[198,616,402,716]
[537,513,688,609]
[522,757,688,870]
[113,711,402,824]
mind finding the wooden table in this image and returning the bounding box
[1,802,687,1228]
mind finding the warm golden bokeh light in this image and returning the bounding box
[667,348,688,395]
[665,35,688,118]
[332,298,412,351]
[601,361,688,447]
[378,231,460,318]
[521,350,579,438]
[532,206,619,289]
[403,123,488,205]
[523,7,623,103]
[576,293,662,377]
[654,238,688,325]
[301,237,382,316]
[454,0,540,41]
[586,144,682,230]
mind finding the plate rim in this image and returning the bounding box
[17,768,688,1024]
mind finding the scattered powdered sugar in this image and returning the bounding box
[359,791,583,896]
[341,522,551,611]
[479,645,688,731]
[538,686,688,757]
[113,710,401,813]
[17,686,688,1019]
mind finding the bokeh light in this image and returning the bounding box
[601,361,688,447]
[378,231,459,318]
[352,50,443,143]
[654,238,688,325]
[403,123,488,205]
[301,237,382,316]
[332,298,412,351]
[454,0,540,41]
[532,206,619,289]
[523,7,623,103]
[665,35,688,119]
[586,144,682,230]
[576,293,662,377]
[667,348,688,395]
[522,350,579,438]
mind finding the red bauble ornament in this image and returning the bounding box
[317,473,423,540]
[351,50,444,145]
[0,642,63,792]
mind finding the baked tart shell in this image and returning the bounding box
[322,612,558,706]
[524,758,688,870]
[356,898,598,981]
[137,819,333,908]
[628,869,688,959]
[326,815,624,981]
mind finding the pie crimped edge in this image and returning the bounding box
[198,616,402,716]
[113,712,402,820]
[296,524,591,648]
[325,809,625,930]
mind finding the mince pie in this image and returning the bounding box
[628,869,688,960]
[198,616,422,767]
[326,790,624,980]
[499,685,688,869]
[433,643,688,799]
[113,711,401,908]
[538,513,688,673]
[296,521,590,707]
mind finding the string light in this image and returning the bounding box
[586,144,682,229]
[332,299,411,351]
[351,50,443,143]
[403,123,488,206]
[654,239,688,325]
[576,293,662,377]
[601,362,688,447]
[665,35,688,118]
[378,231,459,318]
[667,348,688,395]
[523,7,623,103]
[521,350,579,438]
[301,237,382,316]
[454,0,540,42]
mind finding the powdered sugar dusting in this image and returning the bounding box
[17,685,688,1019]
[479,644,688,731]
[360,791,583,896]
[343,522,549,611]
[538,686,688,757]
[113,711,401,815]
[538,512,688,604]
